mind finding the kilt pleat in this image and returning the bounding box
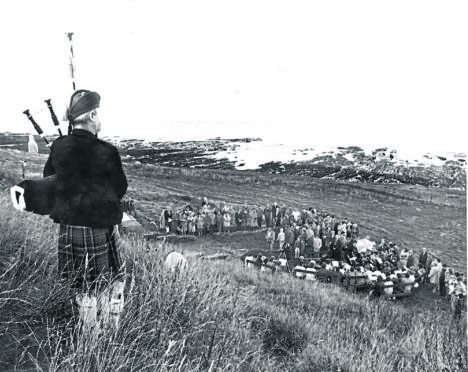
[58,224,124,289]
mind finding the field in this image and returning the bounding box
[122,163,466,274]
[1,147,465,272]
[0,147,467,371]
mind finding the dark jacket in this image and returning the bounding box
[43,129,127,228]
[164,209,172,222]
[235,211,242,225]
[419,252,428,268]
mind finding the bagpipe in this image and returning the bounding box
[11,33,78,215]
[10,100,62,215]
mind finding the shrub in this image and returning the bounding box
[262,315,308,356]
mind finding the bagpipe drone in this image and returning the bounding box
[10,100,62,215]
[11,33,77,215]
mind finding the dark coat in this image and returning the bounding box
[419,252,428,268]
[256,207,263,217]
[272,204,280,219]
[43,129,127,228]
[235,211,243,225]
[164,209,173,222]
[264,207,271,221]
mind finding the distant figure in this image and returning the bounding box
[250,208,257,230]
[401,272,415,293]
[264,205,272,228]
[419,247,429,271]
[163,206,172,233]
[164,252,188,273]
[406,250,416,269]
[256,205,264,227]
[216,211,223,233]
[277,228,285,250]
[453,277,466,319]
[128,199,136,216]
[428,260,441,293]
[265,227,275,250]
[223,211,231,234]
[313,235,322,255]
[201,197,208,211]
[28,133,38,153]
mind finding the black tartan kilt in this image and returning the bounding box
[58,224,124,289]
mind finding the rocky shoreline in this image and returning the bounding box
[258,149,466,189]
[1,133,465,189]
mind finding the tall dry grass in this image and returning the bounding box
[0,192,466,371]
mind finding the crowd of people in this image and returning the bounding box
[157,198,290,236]
[154,197,466,319]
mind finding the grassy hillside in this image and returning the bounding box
[1,147,465,273]
[0,147,467,371]
[124,165,466,275]
[0,193,466,371]
[0,146,466,272]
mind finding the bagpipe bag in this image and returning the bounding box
[11,175,56,215]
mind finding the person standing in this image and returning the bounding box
[335,232,347,261]
[419,248,429,270]
[453,277,467,319]
[256,205,264,227]
[196,213,204,237]
[406,250,416,268]
[43,89,127,331]
[163,206,173,232]
[209,210,216,232]
[277,228,285,251]
[272,202,280,227]
[286,225,295,247]
[244,205,251,230]
[216,211,223,233]
[264,205,272,228]
[313,235,322,256]
[428,261,441,293]
[399,247,409,267]
[322,231,332,255]
[201,196,208,209]
[235,208,243,231]
[250,207,257,230]
[294,236,305,257]
[439,264,447,297]
[180,210,188,235]
[187,211,194,235]
[203,212,211,234]
[265,227,275,250]
[223,211,231,234]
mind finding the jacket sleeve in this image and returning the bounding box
[43,148,56,177]
[108,148,128,200]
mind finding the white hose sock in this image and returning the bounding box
[75,293,100,335]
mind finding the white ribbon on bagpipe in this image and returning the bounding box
[10,186,26,211]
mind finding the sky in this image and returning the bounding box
[0,0,467,153]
